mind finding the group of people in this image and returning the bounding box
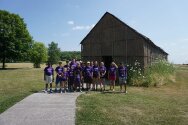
[44,59,127,93]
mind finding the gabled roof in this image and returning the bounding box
[80,12,168,55]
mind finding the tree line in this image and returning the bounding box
[31,41,81,68]
[0,10,80,69]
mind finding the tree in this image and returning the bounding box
[61,51,81,61]
[0,10,33,69]
[48,41,61,65]
[30,41,47,68]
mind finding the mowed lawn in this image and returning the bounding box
[76,65,188,125]
[0,63,45,113]
[0,63,188,125]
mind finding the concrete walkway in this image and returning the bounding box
[0,92,81,125]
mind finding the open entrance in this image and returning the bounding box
[102,56,113,71]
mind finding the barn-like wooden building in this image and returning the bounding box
[80,12,168,68]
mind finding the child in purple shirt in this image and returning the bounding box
[118,63,127,93]
[93,61,100,91]
[80,62,85,90]
[55,61,64,92]
[68,65,75,92]
[108,62,118,91]
[74,63,82,92]
[99,62,106,91]
[44,63,54,93]
[60,68,68,93]
[83,62,93,91]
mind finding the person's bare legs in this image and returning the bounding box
[120,84,122,92]
[92,79,96,90]
[45,83,48,92]
[60,81,63,93]
[112,80,115,91]
[49,83,52,93]
[62,81,66,93]
[124,83,127,93]
[100,78,104,91]
[110,80,112,90]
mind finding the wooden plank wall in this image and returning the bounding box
[81,13,167,69]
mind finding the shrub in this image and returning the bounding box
[144,60,175,86]
[127,60,143,86]
[127,59,175,87]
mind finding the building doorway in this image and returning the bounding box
[102,56,113,71]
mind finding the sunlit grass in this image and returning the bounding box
[76,65,188,125]
[0,63,44,113]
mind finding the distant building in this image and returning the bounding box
[80,12,168,69]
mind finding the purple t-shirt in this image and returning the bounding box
[84,66,93,77]
[74,67,82,79]
[81,66,85,71]
[62,71,68,80]
[109,66,116,77]
[93,66,99,77]
[55,66,63,75]
[44,66,54,76]
[70,62,77,69]
[100,66,106,78]
[68,69,74,78]
[118,66,127,78]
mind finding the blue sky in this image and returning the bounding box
[0,0,188,64]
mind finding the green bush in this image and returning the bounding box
[145,60,175,86]
[127,61,143,86]
[127,60,175,87]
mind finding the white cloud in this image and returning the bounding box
[67,21,74,25]
[72,24,95,30]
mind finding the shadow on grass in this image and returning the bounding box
[101,91,126,94]
[0,68,32,70]
[84,90,126,94]
[29,90,40,93]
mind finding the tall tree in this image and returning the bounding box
[48,41,61,64]
[0,10,32,69]
[61,51,81,61]
[30,41,47,68]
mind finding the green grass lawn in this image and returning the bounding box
[0,63,44,113]
[1,63,188,125]
[0,62,65,113]
[76,65,188,125]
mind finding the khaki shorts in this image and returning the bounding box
[119,77,127,84]
[45,75,52,84]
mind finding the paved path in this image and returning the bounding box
[0,92,81,125]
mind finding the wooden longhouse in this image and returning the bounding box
[80,12,168,69]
